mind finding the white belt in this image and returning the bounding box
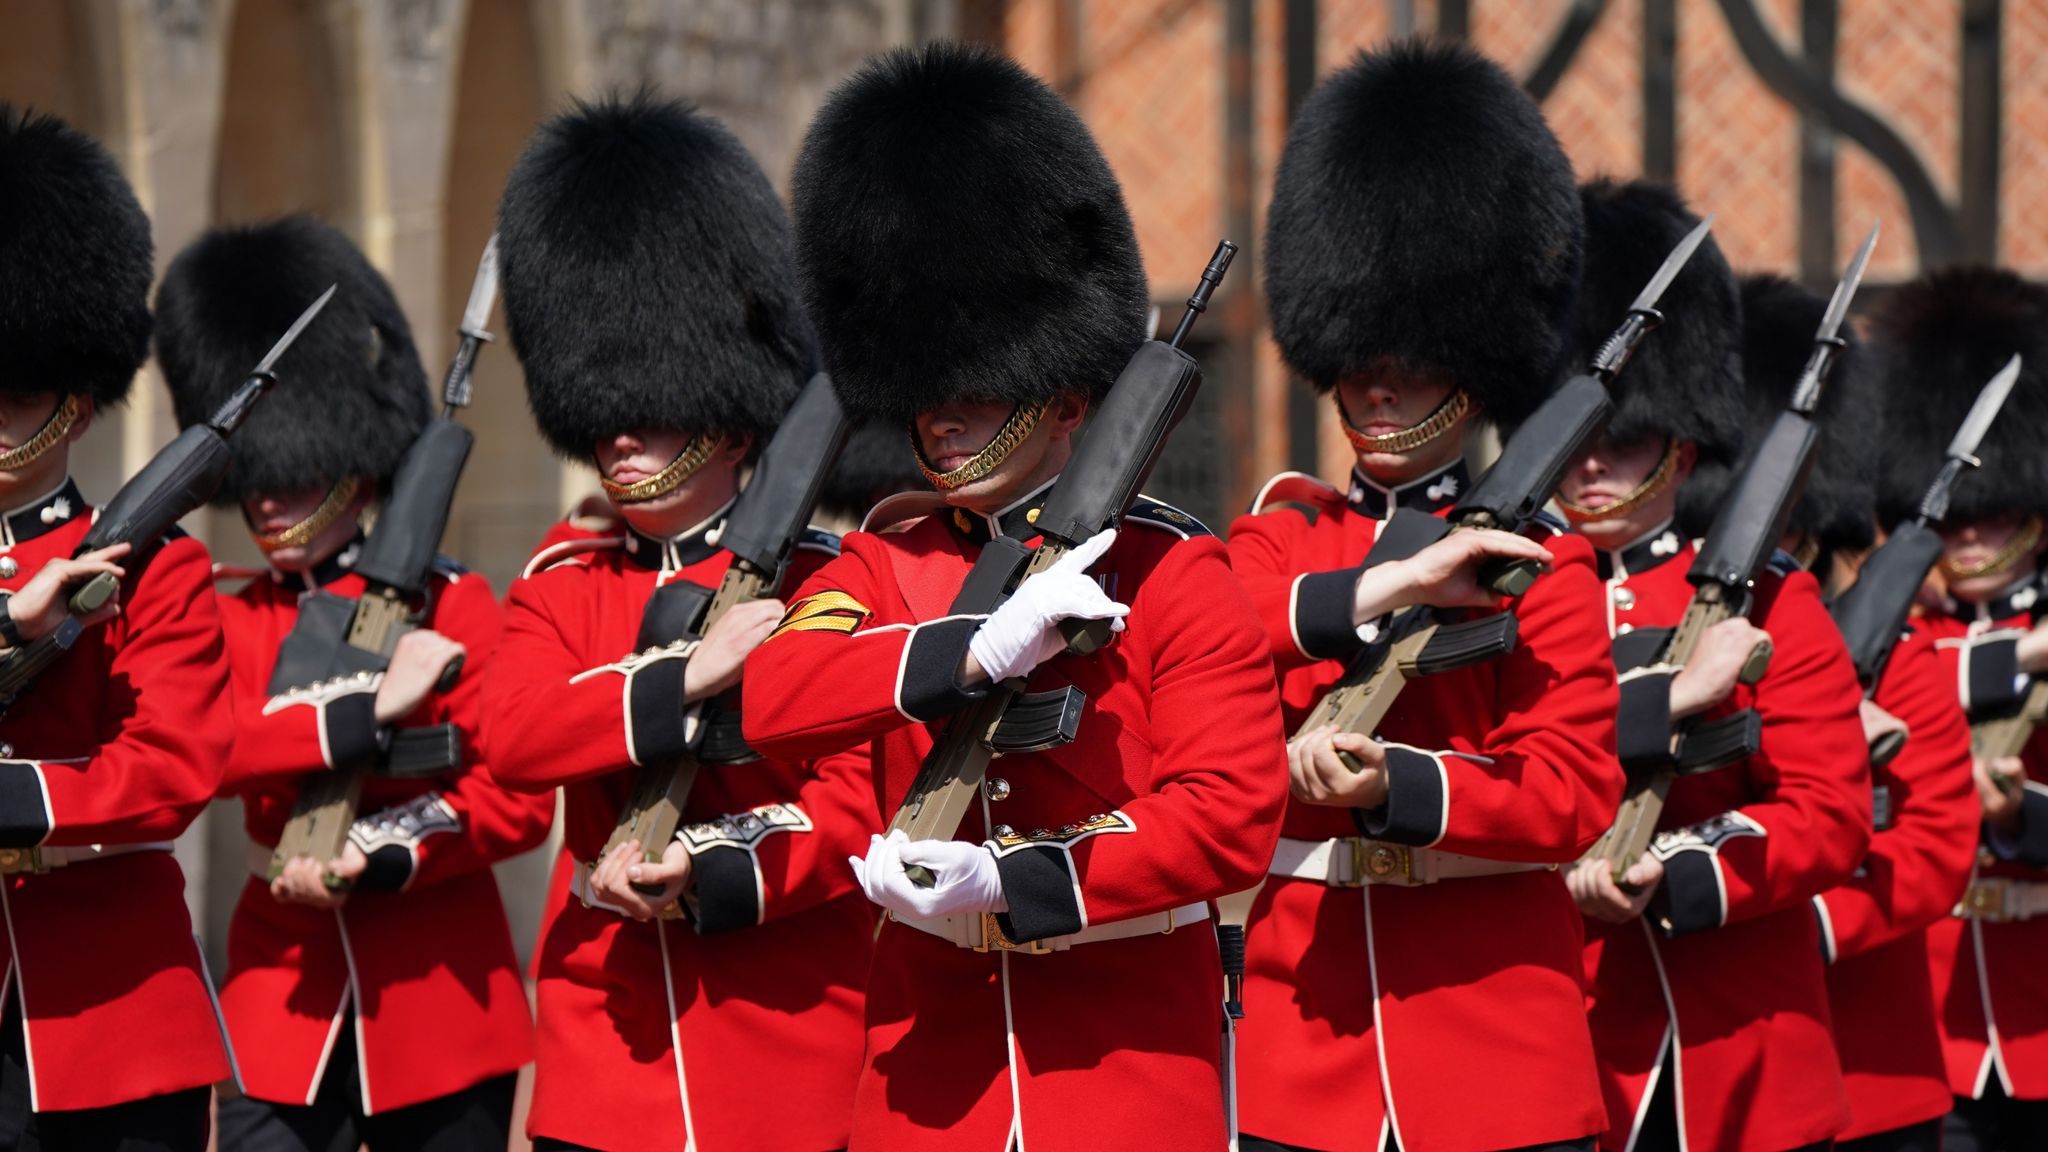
[892,902,1210,954]
[0,840,174,875]
[1956,877,2048,923]
[1269,836,1553,887]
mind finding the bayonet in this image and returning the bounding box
[1592,215,1716,380]
[1924,355,2021,522]
[254,285,337,378]
[1790,222,1879,414]
[441,236,499,412]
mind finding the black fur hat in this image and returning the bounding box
[1869,267,2048,524]
[1678,274,1880,546]
[792,42,1149,425]
[156,216,430,505]
[820,420,924,521]
[1263,40,1582,429]
[498,93,814,459]
[1567,180,1744,484]
[0,106,153,407]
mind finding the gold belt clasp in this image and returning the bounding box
[1961,878,2013,922]
[973,911,1051,954]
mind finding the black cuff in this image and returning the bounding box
[1617,672,1677,776]
[1965,637,2025,718]
[1294,568,1369,661]
[628,654,692,764]
[689,845,762,934]
[993,846,1083,942]
[2011,787,2048,869]
[1355,745,1448,846]
[1653,848,1724,938]
[353,844,414,892]
[899,618,988,721]
[0,761,49,847]
[325,691,382,774]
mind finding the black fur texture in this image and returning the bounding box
[1870,267,2048,524]
[1679,274,1879,547]
[156,216,430,505]
[1263,40,1583,429]
[0,106,153,407]
[498,93,814,459]
[821,419,924,521]
[792,42,1149,425]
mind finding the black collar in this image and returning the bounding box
[1596,520,1686,581]
[622,499,733,573]
[271,532,365,593]
[1346,460,1468,520]
[942,480,1057,547]
[0,477,85,549]
[1945,567,2046,625]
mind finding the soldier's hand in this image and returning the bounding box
[1568,853,1662,923]
[682,599,784,702]
[375,629,466,724]
[1669,619,1771,719]
[849,830,1007,921]
[1287,725,1391,809]
[269,846,363,910]
[1352,529,1551,624]
[1976,755,2028,830]
[591,837,692,922]
[962,529,1128,686]
[1858,699,1908,749]
[4,543,129,643]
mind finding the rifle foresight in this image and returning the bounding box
[1169,240,1237,348]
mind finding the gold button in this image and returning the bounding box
[1366,846,1401,878]
[1025,508,1040,524]
[0,850,20,868]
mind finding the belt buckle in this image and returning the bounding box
[972,911,1050,954]
[1350,839,1415,886]
[0,848,46,876]
[1962,878,2012,922]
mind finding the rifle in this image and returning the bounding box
[266,239,499,882]
[603,369,850,893]
[1300,219,1718,780]
[1831,355,2020,767]
[889,240,1236,885]
[1587,223,1879,881]
[0,286,337,719]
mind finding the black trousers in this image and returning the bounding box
[1839,1118,1942,1152]
[0,992,209,1152]
[216,1014,513,1152]
[1945,1083,2048,1152]
[1240,1133,1593,1151]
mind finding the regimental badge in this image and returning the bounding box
[1649,810,1765,860]
[678,802,812,851]
[769,590,872,639]
[987,810,1137,856]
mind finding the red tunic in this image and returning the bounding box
[1918,577,2048,1101]
[1583,526,1870,1152]
[484,509,873,1152]
[0,477,235,1111]
[1224,466,1623,1152]
[743,487,1288,1152]
[213,549,550,1114]
[1814,625,1976,1138]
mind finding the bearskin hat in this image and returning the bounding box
[792,42,1149,426]
[820,419,924,521]
[1566,180,1744,493]
[1263,40,1582,429]
[498,93,814,459]
[156,216,430,505]
[1869,267,2048,525]
[1677,274,1880,546]
[0,106,153,407]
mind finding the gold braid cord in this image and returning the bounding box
[1940,514,2044,581]
[0,395,79,472]
[913,401,1047,491]
[1340,389,1470,455]
[253,476,363,553]
[1558,440,1681,523]
[600,434,725,504]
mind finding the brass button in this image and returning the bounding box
[0,850,19,868]
[1024,507,1040,524]
[984,777,1011,802]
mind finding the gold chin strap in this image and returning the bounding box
[599,433,725,504]
[253,476,363,554]
[0,395,80,472]
[1340,389,1470,456]
[1790,534,1822,572]
[1941,514,2044,581]
[1557,440,1681,523]
[913,401,1047,491]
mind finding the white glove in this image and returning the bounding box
[848,830,1008,921]
[968,529,1130,683]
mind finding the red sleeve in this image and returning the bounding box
[1813,627,1977,962]
[1225,506,1351,675]
[682,744,879,932]
[216,588,375,795]
[1654,572,1873,935]
[351,574,555,891]
[14,537,233,845]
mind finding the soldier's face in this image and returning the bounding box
[595,426,747,535]
[1940,512,2046,602]
[1560,434,1695,547]
[243,482,371,572]
[0,391,88,497]
[1335,361,1467,485]
[915,395,1087,513]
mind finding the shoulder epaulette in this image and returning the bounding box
[1526,509,1568,537]
[431,554,471,581]
[797,526,843,556]
[1766,549,1800,577]
[521,535,626,580]
[162,524,191,543]
[1249,472,1344,523]
[1125,495,1213,539]
[861,490,950,535]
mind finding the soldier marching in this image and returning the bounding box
[7,27,2048,1152]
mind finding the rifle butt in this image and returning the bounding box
[271,769,368,886]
